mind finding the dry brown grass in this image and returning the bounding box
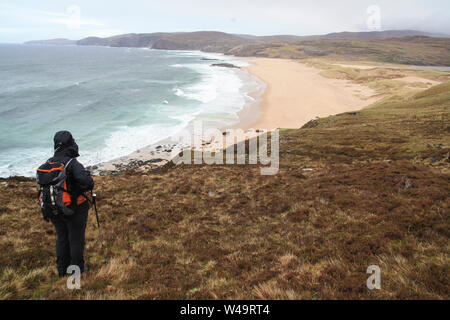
[247,37,450,67]
[0,82,449,300]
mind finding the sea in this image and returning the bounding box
[0,44,263,177]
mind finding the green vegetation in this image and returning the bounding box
[72,31,450,66]
[231,36,450,66]
[1,78,448,299]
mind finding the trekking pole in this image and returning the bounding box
[91,190,104,252]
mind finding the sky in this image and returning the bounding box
[0,0,449,43]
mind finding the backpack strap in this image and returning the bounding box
[63,158,74,173]
[51,158,74,184]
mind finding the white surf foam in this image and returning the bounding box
[0,49,263,177]
[79,115,193,166]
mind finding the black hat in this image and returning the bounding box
[53,131,80,157]
[54,130,75,149]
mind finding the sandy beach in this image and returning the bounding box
[241,58,380,130]
[93,57,385,174]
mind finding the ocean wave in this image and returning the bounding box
[167,61,263,132]
[0,82,79,103]
[171,63,240,104]
[79,118,194,166]
[0,146,51,178]
[0,45,263,177]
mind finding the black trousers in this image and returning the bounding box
[50,202,89,277]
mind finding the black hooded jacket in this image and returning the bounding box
[50,131,94,197]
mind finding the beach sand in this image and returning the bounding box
[93,57,385,174]
[241,58,381,130]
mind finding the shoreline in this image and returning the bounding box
[3,51,445,177]
[90,56,266,175]
[91,57,386,175]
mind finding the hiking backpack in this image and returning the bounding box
[36,158,76,218]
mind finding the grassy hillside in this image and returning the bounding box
[1,75,448,299]
[229,36,450,66]
[70,31,450,66]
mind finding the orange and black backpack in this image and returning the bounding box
[36,158,77,218]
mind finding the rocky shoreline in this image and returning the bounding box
[86,158,171,176]
[85,127,266,177]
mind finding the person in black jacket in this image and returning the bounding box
[48,131,94,277]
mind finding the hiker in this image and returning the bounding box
[37,131,94,277]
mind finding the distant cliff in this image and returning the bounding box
[77,33,165,47]
[75,31,255,53]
